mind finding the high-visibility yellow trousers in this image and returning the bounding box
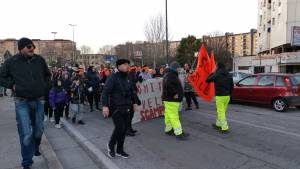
[163,101,183,136]
[215,96,230,131]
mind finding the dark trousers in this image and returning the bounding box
[54,103,64,124]
[64,100,70,118]
[44,100,53,118]
[87,93,100,110]
[185,92,199,108]
[109,109,130,152]
[128,107,134,131]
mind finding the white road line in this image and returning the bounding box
[191,110,300,139]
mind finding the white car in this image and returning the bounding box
[229,71,249,84]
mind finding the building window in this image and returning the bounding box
[263,25,266,31]
[273,1,276,11]
[278,0,281,6]
[272,18,275,25]
[278,13,281,24]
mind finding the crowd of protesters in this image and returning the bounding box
[0,37,233,168]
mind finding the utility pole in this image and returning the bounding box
[165,0,169,66]
[69,24,77,63]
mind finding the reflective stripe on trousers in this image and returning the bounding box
[163,101,183,136]
[215,96,230,131]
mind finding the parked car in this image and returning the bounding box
[231,73,300,112]
[229,71,249,84]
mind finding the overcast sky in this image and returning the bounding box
[0,0,258,52]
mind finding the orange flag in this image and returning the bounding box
[188,44,215,102]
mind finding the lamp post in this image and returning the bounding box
[51,32,57,40]
[69,24,77,63]
[51,32,57,64]
[165,0,169,66]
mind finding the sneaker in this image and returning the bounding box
[165,129,175,136]
[107,144,115,158]
[50,118,55,123]
[220,130,230,134]
[34,151,41,156]
[78,120,85,125]
[126,131,135,137]
[72,117,76,123]
[116,151,129,159]
[176,132,189,141]
[212,124,221,130]
[55,124,62,129]
[185,107,192,111]
[131,129,137,133]
[44,115,48,122]
[23,166,31,169]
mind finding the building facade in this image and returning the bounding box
[0,39,80,67]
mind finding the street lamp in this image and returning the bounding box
[69,24,77,63]
[165,0,169,66]
[51,32,57,40]
[51,32,57,64]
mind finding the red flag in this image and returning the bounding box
[188,44,215,102]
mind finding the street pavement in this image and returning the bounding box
[62,99,300,169]
[0,95,63,169]
[2,93,300,169]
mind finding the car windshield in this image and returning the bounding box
[290,76,300,86]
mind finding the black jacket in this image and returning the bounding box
[162,69,184,102]
[0,53,51,99]
[206,68,234,96]
[102,72,140,110]
[85,71,100,92]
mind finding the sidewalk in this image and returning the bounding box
[0,95,63,169]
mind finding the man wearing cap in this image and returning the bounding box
[102,59,140,159]
[162,61,189,140]
[0,38,51,169]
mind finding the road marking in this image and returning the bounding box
[191,110,300,139]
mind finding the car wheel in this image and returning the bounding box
[272,98,288,112]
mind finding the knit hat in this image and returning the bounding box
[170,61,180,71]
[116,59,130,67]
[18,38,35,50]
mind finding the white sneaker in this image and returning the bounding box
[44,115,48,122]
[55,124,62,129]
[50,118,55,123]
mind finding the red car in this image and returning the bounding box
[231,73,300,112]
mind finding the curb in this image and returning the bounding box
[41,134,64,169]
[61,119,120,169]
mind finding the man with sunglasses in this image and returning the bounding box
[0,38,51,169]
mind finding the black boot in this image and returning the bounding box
[176,132,189,140]
[72,117,76,123]
[126,130,135,137]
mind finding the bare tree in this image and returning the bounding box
[80,45,93,54]
[98,45,115,55]
[144,13,167,68]
[203,31,233,69]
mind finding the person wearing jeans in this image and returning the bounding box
[15,99,45,166]
[0,38,51,169]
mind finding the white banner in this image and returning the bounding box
[133,78,164,123]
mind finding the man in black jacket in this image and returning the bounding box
[85,66,101,112]
[0,38,51,169]
[102,59,140,159]
[206,62,234,133]
[162,61,189,140]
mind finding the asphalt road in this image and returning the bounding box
[64,99,300,169]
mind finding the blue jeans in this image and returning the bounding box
[15,99,45,167]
